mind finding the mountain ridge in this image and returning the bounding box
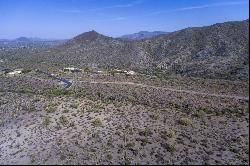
[9,19,249,80]
[119,31,169,40]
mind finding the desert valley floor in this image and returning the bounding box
[0,71,249,165]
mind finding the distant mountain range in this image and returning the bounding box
[3,19,249,80]
[0,37,67,48]
[1,37,66,42]
[119,31,169,40]
[1,31,168,42]
[15,37,32,42]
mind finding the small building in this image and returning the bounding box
[125,70,136,75]
[114,69,123,73]
[63,67,81,73]
[7,69,23,76]
[91,70,103,74]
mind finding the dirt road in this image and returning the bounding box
[77,80,249,101]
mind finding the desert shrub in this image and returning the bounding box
[124,157,132,165]
[138,138,151,146]
[96,92,103,98]
[139,127,153,137]
[49,88,71,96]
[59,115,69,126]
[166,143,176,152]
[200,108,212,114]
[63,109,70,113]
[160,130,176,140]
[127,95,136,103]
[107,96,116,101]
[193,110,206,118]
[26,104,36,112]
[125,142,135,148]
[91,118,102,127]
[149,113,160,120]
[127,127,134,135]
[70,103,79,109]
[69,121,75,127]
[178,117,192,126]
[166,130,176,138]
[45,106,57,113]
[107,154,113,160]
[168,102,180,109]
[89,103,104,113]
[42,116,51,126]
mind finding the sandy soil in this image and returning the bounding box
[0,74,249,165]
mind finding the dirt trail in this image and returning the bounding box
[77,80,249,101]
[13,75,249,101]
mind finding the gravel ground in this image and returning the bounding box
[0,74,249,165]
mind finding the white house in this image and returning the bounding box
[63,67,81,72]
[126,70,136,75]
[7,69,23,76]
[114,69,122,73]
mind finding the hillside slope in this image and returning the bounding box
[5,20,249,80]
[138,19,249,79]
[44,30,152,69]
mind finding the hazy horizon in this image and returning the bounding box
[0,0,249,39]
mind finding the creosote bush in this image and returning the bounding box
[49,87,71,96]
[178,117,192,126]
[91,118,102,127]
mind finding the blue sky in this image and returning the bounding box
[0,0,249,39]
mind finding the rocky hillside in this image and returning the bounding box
[138,19,249,79]
[5,19,249,80]
[44,30,152,69]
